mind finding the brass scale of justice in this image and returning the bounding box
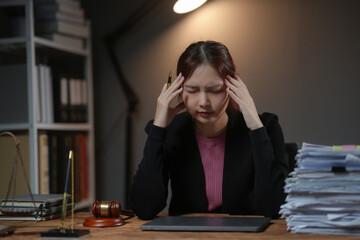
[0,132,134,238]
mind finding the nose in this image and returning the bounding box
[199,91,209,107]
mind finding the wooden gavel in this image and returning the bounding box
[92,201,121,218]
[84,201,134,227]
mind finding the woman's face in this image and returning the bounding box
[182,63,229,125]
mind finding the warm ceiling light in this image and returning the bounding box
[173,0,207,14]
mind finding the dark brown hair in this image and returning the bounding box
[177,41,236,80]
[177,41,237,115]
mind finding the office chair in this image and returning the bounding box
[285,142,298,175]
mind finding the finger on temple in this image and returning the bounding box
[226,75,241,87]
[175,72,183,81]
[235,75,250,91]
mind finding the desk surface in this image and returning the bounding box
[0,212,358,239]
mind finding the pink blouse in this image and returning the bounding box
[195,130,226,211]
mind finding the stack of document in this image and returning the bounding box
[280,142,360,235]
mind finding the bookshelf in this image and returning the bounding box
[0,0,95,210]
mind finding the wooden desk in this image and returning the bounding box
[0,212,358,239]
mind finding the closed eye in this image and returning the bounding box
[186,90,198,94]
[184,86,199,93]
[209,88,223,93]
[208,86,224,93]
[184,84,224,93]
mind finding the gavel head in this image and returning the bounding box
[92,201,121,218]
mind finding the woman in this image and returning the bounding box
[130,41,288,220]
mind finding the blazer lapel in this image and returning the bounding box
[222,112,251,212]
[184,117,208,211]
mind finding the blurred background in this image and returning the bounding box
[82,0,360,207]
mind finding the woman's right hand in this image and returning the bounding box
[153,73,185,128]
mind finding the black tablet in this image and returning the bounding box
[140,216,271,232]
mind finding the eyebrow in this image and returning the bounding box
[184,84,223,90]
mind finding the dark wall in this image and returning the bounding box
[83,0,360,207]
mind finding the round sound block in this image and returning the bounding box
[83,217,125,227]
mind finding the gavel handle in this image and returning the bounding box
[121,209,135,217]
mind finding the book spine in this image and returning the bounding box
[48,133,59,194]
[74,134,82,202]
[81,79,88,122]
[38,65,48,123]
[34,67,41,123]
[81,134,88,199]
[68,78,85,123]
[61,77,70,122]
[53,76,87,123]
[46,65,54,123]
[54,76,69,123]
[38,133,49,194]
[69,78,76,122]
[56,134,66,194]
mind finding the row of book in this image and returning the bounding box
[38,132,88,203]
[0,64,87,124]
[36,64,88,123]
[54,74,88,123]
[34,0,89,50]
[280,142,360,235]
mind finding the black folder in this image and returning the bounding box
[141,216,270,232]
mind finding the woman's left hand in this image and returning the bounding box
[225,74,264,130]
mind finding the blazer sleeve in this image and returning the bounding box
[129,121,170,220]
[248,113,288,218]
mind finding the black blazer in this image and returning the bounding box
[130,111,288,220]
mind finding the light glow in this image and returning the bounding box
[173,0,207,14]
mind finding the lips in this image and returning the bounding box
[198,111,213,118]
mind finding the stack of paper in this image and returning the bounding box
[280,142,360,235]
